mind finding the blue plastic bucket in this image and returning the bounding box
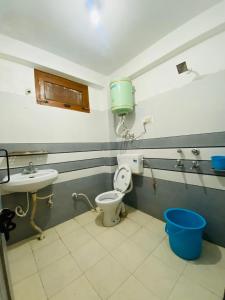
[211,156,225,170]
[164,208,206,260]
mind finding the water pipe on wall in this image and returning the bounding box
[116,115,150,141]
[72,192,97,211]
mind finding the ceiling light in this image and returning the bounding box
[90,7,100,26]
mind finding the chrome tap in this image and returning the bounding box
[174,159,184,168]
[191,148,200,156]
[22,162,37,174]
[190,160,200,170]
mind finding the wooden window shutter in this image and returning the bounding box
[34,69,90,112]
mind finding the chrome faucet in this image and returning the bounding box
[190,160,200,170]
[174,159,184,168]
[191,148,200,156]
[22,162,37,174]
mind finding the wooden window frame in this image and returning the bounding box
[34,69,90,113]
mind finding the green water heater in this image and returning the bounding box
[110,78,134,115]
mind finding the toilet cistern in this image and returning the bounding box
[117,154,143,174]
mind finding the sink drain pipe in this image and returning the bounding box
[30,193,54,240]
[15,192,54,240]
[30,193,44,240]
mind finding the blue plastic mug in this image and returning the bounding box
[211,156,225,170]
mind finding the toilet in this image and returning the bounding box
[95,164,133,226]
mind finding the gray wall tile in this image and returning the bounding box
[2,173,110,244]
[0,157,118,180]
[116,131,225,149]
[1,130,225,155]
[124,175,225,247]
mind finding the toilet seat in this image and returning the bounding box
[96,190,123,204]
[95,165,132,205]
[113,164,132,193]
[95,164,132,227]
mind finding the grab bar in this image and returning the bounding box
[0,149,10,184]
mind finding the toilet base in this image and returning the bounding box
[102,213,121,227]
[101,202,125,227]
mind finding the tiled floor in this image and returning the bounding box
[7,207,225,300]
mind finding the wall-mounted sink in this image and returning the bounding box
[1,169,58,193]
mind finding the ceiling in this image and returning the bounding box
[0,0,222,74]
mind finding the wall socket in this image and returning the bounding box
[143,116,151,124]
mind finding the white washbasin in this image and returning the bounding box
[2,169,58,193]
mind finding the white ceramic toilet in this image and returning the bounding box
[95,164,133,226]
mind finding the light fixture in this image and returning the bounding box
[86,0,101,27]
[90,7,100,26]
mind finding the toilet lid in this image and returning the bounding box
[113,164,132,193]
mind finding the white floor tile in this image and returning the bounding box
[183,260,225,297]
[109,276,160,300]
[128,210,154,226]
[49,275,100,300]
[72,239,107,271]
[95,228,126,252]
[130,227,164,253]
[13,273,47,300]
[144,218,166,238]
[29,228,59,251]
[39,254,82,298]
[9,252,37,284]
[111,239,149,272]
[75,211,99,226]
[8,243,32,263]
[85,255,130,300]
[61,227,93,252]
[115,218,140,237]
[168,275,220,300]
[34,239,69,269]
[9,208,225,300]
[84,213,108,237]
[152,239,187,273]
[84,221,107,236]
[194,240,225,270]
[134,255,180,300]
[55,219,81,237]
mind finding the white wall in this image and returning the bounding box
[111,0,225,80]
[0,34,107,88]
[0,57,112,188]
[108,7,225,192]
[1,2,225,190]
[1,1,225,144]
[134,31,225,104]
[109,30,225,141]
[133,32,225,139]
[0,58,109,143]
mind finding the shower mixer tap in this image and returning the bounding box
[190,160,200,170]
[174,159,184,168]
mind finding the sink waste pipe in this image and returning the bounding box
[15,192,30,217]
[30,193,44,240]
[15,192,54,240]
